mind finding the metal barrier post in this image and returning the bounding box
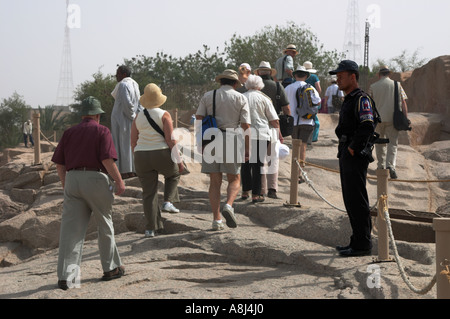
[33,113,41,165]
[289,139,301,206]
[376,169,390,261]
[433,218,450,299]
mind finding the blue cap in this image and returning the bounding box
[329,60,359,75]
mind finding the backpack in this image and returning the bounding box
[332,86,343,112]
[296,84,319,121]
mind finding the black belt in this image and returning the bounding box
[69,167,105,173]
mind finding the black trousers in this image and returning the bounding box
[241,139,267,196]
[339,146,372,251]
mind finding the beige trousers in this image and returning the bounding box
[57,171,122,281]
[375,122,399,170]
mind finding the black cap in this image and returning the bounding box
[329,60,359,75]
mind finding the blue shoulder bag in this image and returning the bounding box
[201,90,218,146]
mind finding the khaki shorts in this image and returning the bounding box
[201,132,244,175]
[292,125,314,143]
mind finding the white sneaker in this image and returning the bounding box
[212,220,224,231]
[162,202,180,214]
[145,230,155,238]
[222,204,237,228]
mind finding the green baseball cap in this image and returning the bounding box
[80,96,105,116]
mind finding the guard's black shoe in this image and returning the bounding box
[335,245,351,252]
[339,247,372,257]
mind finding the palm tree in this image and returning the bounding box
[38,105,70,142]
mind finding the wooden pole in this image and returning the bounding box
[289,139,302,206]
[433,218,450,299]
[175,108,178,128]
[376,169,390,261]
[33,113,41,165]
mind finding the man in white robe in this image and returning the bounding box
[111,65,142,179]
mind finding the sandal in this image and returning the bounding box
[241,192,250,200]
[101,266,125,281]
[252,195,265,204]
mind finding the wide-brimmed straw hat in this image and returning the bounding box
[283,44,299,55]
[254,61,277,77]
[215,69,241,84]
[303,61,317,73]
[140,83,167,109]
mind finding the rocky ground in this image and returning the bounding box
[0,113,449,303]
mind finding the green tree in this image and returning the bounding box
[224,22,345,77]
[124,45,227,110]
[72,69,117,128]
[37,105,70,142]
[372,49,428,73]
[38,105,69,131]
[0,92,31,150]
[73,23,345,114]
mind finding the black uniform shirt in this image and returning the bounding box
[335,88,375,154]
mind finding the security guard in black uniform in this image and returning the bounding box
[329,60,375,257]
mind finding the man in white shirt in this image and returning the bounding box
[196,69,251,231]
[324,76,344,114]
[23,119,34,148]
[285,66,321,182]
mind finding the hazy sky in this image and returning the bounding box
[1,0,449,108]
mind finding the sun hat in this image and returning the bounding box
[303,61,317,74]
[140,83,167,109]
[215,69,241,84]
[239,63,252,72]
[80,96,105,116]
[329,60,359,75]
[379,65,391,74]
[293,65,311,79]
[283,44,299,56]
[254,61,277,77]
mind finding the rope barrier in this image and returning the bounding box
[295,160,346,212]
[295,159,438,295]
[40,131,56,148]
[176,119,192,128]
[300,159,450,183]
[380,195,437,295]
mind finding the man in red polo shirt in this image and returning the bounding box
[52,96,126,290]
